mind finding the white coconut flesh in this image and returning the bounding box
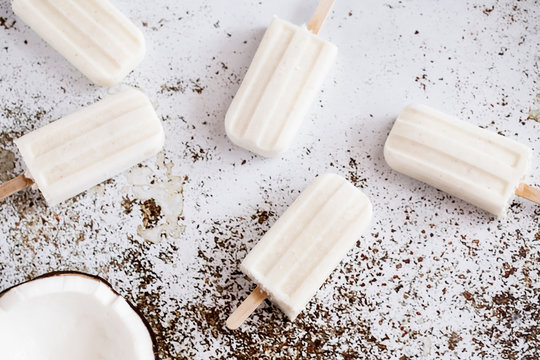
[0,273,155,360]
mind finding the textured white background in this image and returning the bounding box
[0,0,539,359]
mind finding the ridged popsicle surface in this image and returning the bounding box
[241,174,372,320]
[15,88,164,205]
[12,0,145,86]
[384,104,531,217]
[225,17,337,157]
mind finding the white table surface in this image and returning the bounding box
[0,0,539,359]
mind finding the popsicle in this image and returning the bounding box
[12,0,145,86]
[0,87,164,205]
[225,0,338,157]
[384,104,540,217]
[226,174,372,329]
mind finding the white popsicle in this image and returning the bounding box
[12,0,145,86]
[227,174,372,328]
[384,104,539,217]
[0,88,164,205]
[225,0,337,157]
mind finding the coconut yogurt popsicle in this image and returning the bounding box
[226,174,372,329]
[12,0,145,86]
[384,104,540,217]
[225,0,337,157]
[0,88,164,205]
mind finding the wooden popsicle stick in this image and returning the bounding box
[515,183,540,204]
[307,0,336,34]
[0,174,34,201]
[226,285,267,330]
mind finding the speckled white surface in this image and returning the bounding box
[0,1,539,359]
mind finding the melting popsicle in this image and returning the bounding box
[0,87,164,205]
[12,0,146,86]
[384,104,540,217]
[225,0,338,157]
[226,174,372,329]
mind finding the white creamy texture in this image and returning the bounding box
[14,87,164,206]
[12,0,145,86]
[0,274,155,360]
[241,174,373,320]
[225,16,337,157]
[384,104,532,218]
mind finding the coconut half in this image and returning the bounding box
[0,272,157,360]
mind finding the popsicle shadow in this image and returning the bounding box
[186,26,266,154]
[341,113,406,227]
[345,113,397,182]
